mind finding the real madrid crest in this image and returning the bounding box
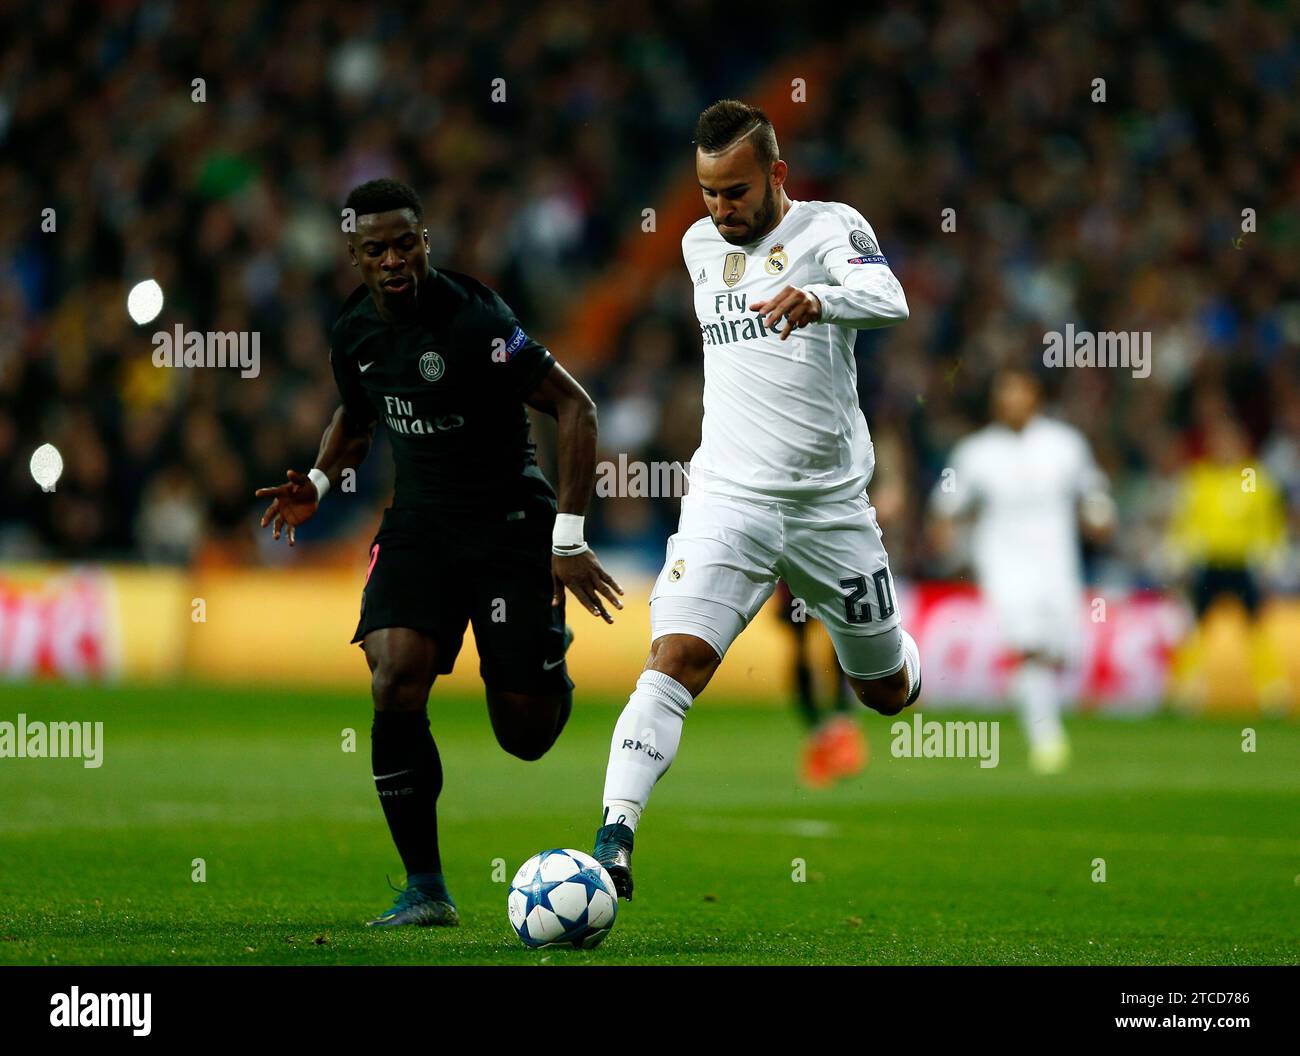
[419,349,445,383]
[669,558,686,582]
[722,252,746,288]
[765,243,789,275]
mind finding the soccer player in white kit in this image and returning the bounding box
[929,368,1115,774]
[589,100,922,899]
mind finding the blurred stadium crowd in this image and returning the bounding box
[1,0,1297,594]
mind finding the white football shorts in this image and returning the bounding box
[649,488,904,679]
[980,568,1087,663]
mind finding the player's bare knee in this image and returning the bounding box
[489,712,554,761]
[487,689,566,761]
[363,631,435,712]
[502,736,551,762]
[369,655,432,712]
[646,634,718,696]
[852,669,910,716]
[492,725,549,761]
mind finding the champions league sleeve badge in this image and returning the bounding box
[849,229,878,255]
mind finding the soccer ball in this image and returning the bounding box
[508,848,618,949]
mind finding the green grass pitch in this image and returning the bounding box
[1,682,1296,965]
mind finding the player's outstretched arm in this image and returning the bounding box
[756,215,909,337]
[525,363,624,623]
[254,404,375,547]
[753,269,909,340]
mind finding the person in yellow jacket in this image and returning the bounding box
[1167,415,1289,712]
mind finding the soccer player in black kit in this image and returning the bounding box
[255,180,623,927]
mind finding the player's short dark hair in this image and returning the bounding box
[996,364,1043,389]
[693,100,779,168]
[344,178,423,222]
[980,364,1048,417]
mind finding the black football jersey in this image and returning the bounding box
[327,266,556,517]
[329,267,557,515]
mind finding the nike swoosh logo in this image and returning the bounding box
[359,361,375,372]
[372,768,414,780]
[542,657,565,671]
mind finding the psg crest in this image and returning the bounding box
[419,350,445,382]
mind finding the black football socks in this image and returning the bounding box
[794,657,819,727]
[371,710,445,889]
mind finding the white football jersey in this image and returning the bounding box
[930,415,1107,594]
[681,199,908,502]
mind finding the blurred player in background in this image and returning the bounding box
[1167,413,1288,711]
[774,580,869,787]
[929,367,1115,774]
[592,100,920,899]
[255,179,621,927]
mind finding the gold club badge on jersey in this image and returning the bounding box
[765,244,789,275]
[722,252,746,288]
[669,558,686,582]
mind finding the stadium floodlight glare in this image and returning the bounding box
[126,279,164,324]
[30,443,64,492]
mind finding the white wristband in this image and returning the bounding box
[308,467,330,503]
[552,513,586,555]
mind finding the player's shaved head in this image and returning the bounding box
[694,100,788,246]
[694,100,779,168]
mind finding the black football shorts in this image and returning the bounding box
[351,500,572,694]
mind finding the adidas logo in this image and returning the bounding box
[694,267,707,287]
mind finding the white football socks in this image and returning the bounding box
[900,628,921,703]
[601,669,692,833]
[1014,661,1065,748]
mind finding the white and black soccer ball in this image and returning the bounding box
[508,849,618,949]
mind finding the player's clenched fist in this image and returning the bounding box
[751,285,822,340]
[255,468,320,547]
[552,551,624,624]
